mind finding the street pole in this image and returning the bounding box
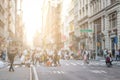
[95,24,98,60]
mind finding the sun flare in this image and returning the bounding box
[22,0,43,46]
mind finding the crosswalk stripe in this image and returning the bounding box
[22,65,25,67]
[57,71,61,74]
[53,71,57,74]
[61,71,65,74]
[7,66,9,68]
[71,63,77,66]
[89,70,107,74]
[15,65,19,68]
[65,63,69,66]
[51,70,65,74]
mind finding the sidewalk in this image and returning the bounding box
[0,67,30,80]
[0,60,8,69]
[0,56,22,69]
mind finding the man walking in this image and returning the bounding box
[8,43,16,72]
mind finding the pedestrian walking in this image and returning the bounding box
[34,50,41,65]
[53,50,59,66]
[103,48,108,58]
[115,49,120,61]
[31,50,35,65]
[83,49,89,64]
[8,44,17,72]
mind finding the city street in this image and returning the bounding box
[0,65,30,80]
[0,59,120,80]
[1,0,120,80]
[36,60,120,80]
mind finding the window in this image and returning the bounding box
[0,19,4,28]
[111,0,117,4]
[109,12,117,29]
[82,7,84,16]
[79,10,81,16]
[0,5,4,15]
[86,4,88,15]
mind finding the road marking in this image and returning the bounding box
[7,66,9,68]
[76,62,80,64]
[57,71,61,74]
[61,71,65,74]
[79,63,84,65]
[65,63,69,66]
[53,71,57,74]
[89,70,107,74]
[71,63,77,66]
[22,65,25,67]
[52,70,65,74]
[100,70,107,73]
[15,65,19,68]
[31,65,39,80]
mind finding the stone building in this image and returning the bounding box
[75,0,120,55]
[62,0,120,55]
[0,0,9,50]
[42,0,62,50]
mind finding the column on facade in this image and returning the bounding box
[117,8,120,48]
[88,22,92,50]
[97,0,99,12]
[92,2,94,15]
[105,14,110,49]
[94,1,96,14]
[91,22,95,50]
[95,0,98,13]
[78,0,80,18]
[101,16,104,49]
[99,0,101,11]
[101,0,103,9]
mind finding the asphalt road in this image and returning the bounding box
[36,60,120,80]
[0,65,30,80]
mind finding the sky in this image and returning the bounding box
[22,0,70,46]
[61,0,71,22]
[22,0,44,46]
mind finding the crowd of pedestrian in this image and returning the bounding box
[20,48,61,67]
[1,44,120,72]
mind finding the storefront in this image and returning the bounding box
[109,29,118,51]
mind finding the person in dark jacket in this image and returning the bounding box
[8,46,16,72]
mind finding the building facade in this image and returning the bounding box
[0,0,9,50]
[89,0,120,55]
[15,0,25,52]
[42,0,62,50]
[76,0,120,55]
[61,0,120,55]
[7,0,16,51]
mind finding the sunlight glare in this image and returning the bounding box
[22,0,43,46]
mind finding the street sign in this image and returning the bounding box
[80,29,92,32]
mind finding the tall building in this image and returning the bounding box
[42,0,62,50]
[8,0,16,45]
[89,0,120,55]
[73,0,120,55]
[61,0,120,55]
[15,0,24,52]
[77,0,91,50]
[0,0,9,50]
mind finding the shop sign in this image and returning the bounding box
[80,29,92,32]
